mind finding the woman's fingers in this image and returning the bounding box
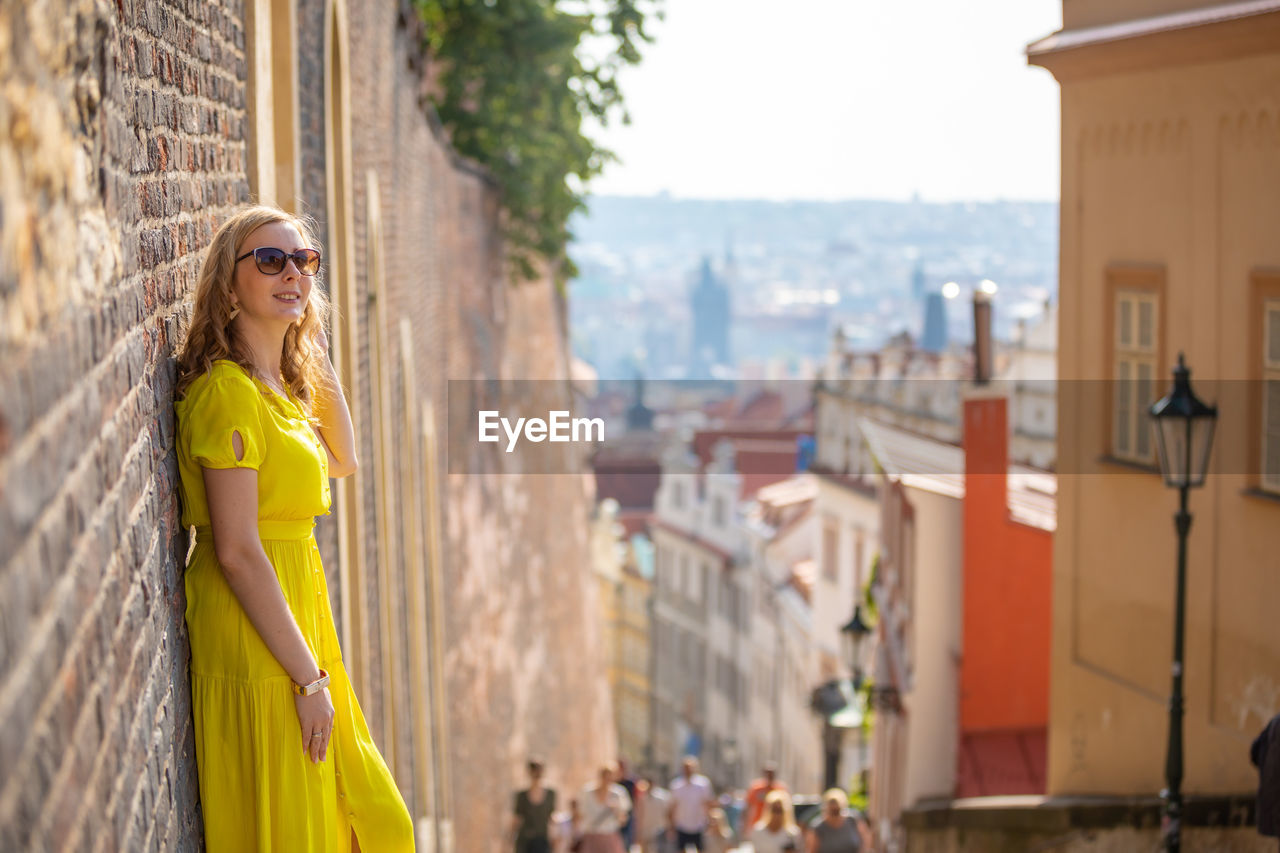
[297,692,335,763]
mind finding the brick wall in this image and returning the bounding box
[0,0,247,849]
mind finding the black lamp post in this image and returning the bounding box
[1148,353,1218,853]
[841,604,874,689]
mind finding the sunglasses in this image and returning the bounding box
[236,246,321,276]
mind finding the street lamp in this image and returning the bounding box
[841,604,874,689]
[1148,352,1218,853]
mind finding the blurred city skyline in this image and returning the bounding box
[586,0,1064,202]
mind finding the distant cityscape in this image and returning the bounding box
[568,194,1058,380]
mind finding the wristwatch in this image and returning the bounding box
[293,669,330,696]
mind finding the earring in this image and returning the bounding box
[228,304,241,321]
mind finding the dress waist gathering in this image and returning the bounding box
[194,518,316,543]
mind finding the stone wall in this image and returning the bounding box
[902,795,1268,853]
[0,0,248,848]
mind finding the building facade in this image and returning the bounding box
[1029,0,1280,800]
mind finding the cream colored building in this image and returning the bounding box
[1029,0,1280,798]
[742,476,825,794]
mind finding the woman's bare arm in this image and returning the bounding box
[203,457,334,761]
[311,340,358,478]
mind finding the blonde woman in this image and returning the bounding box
[804,789,871,852]
[749,790,800,853]
[578,763,631,853]
[174,204,413,851]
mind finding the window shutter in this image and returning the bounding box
[1264,301,1280,492]
[1267,302,1280,369]
[1115,358,1132,456]
[1264,380,1280,491]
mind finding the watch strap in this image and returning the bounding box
[293,668,330,696]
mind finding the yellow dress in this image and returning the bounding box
[175,360,414,852]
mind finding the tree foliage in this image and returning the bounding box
[415,0,660,283]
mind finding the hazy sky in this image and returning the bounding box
[587,0,1063,202]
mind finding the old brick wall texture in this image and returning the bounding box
[0,0,614,850]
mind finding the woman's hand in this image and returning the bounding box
[295,687,335,763]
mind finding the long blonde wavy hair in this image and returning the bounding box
[175,205,330,415]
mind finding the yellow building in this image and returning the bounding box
[1029,0,1280,798]
[591,499,626,712]
[617,537,655,770]
[591,499,655,767]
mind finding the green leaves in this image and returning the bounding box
[416,0,660,285]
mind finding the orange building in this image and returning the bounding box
[958,393,1054,797]
[864,385,1056,846]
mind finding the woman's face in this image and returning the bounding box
[231,221,313,332]
[768,801,785,827]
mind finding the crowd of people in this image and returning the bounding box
[509,756,874,853]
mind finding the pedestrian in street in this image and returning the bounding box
[704,807,735,853]
[174,204,412,850]
[637,775,674,853]
[749,790,801,853]
[743,762,787,832]
[804,789,871,853]
[579,763,632,853]
[617,758,639,850]
[669,755,716,850]
[1252,711,1280,849]
[554,798,583,853]
[511,758,558,853]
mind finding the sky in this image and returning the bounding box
[586,0,1063,202]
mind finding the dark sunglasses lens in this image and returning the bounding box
[295,249,321,276]
[254,248,286,274]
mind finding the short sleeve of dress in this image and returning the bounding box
[183,374,266,470]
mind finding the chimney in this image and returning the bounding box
[973,290,994,385]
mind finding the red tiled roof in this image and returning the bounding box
[594,467,661,511]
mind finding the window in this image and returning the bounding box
[1255,271,1280,495]
[822,520,839,583]
[854,528,866,591]
[1264,300,1280,492]
[712,494,727,527]
[1108,267,1164,464]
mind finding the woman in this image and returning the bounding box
[174,204,413,851]
[512,759,558,853]
[577,763,631,853]
[749,790,801,853]
[804,789,871,853]
[705,807,734,853]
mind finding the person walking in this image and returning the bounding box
[637,776,673,853]
[669,756,716,850]
[512,759,558,853]
[1252,712,1280,850]
[174,204,412,851]
[617,758,638,851]
[749,790,800,853]
[704,807,734,853]
[743,762,787,833]
[579,763,632,853]
[804,789,871,853]
[553,799,583,853]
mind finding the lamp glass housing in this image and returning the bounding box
[1148,354,1217,489]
